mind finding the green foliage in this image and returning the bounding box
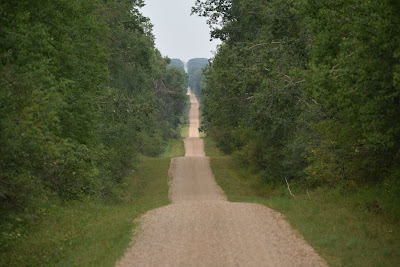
[189,68,206,96]
[0,157,171,266]
[303,0,400,183]
[0,0,186,249]
[194,0,400,219]
[1,0,109,212]
[205,138,400,266]
[187,58,208,96]
[187,58,208,75]
[168,58,185,70]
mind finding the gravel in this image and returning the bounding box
[117,91,327,267]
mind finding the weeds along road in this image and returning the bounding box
[117,90,327,266]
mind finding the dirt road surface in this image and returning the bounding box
[117,90,327,267]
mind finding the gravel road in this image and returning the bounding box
[117,90,327,267]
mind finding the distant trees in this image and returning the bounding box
[187,58,209,96]
[169,58,185,70]
[167,57,209,96]
[0,0,186,231]
[193,0,400,197]
[187,58,208,75]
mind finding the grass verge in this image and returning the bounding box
[179,94,191,139]
[204,138,400,267]
[180,124,189,139]
[0,156,172,266]
[160,138,184,158]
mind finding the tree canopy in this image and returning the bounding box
[169,58,185,70]
[194,0,400,215]
[0,0,187,239]
[187,58,209,95]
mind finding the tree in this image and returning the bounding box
[169,58,185,70]
[187,58,208,96]
[0,0,187,240]
[194,0,400,188]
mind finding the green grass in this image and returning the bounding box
[180,124,206,138]
[160,139,184,158]
[179,95,191,139]
[204,138,400,267]
[198,105,207,138]
[180,124,189,138]
[0,157,171,266]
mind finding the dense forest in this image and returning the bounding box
[193,0,400,219]
[0,0,186,244]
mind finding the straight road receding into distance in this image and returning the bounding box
[117,89,327,266]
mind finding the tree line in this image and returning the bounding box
[0,0,187,234]
[168,58,208,96]
[193,0,400,218]
[187,58,208,96]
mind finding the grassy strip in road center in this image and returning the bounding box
[204,138,400,267]
[0,138,183,266]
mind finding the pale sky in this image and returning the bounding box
[140,0,221,62]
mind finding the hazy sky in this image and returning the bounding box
[140,0,221,62]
